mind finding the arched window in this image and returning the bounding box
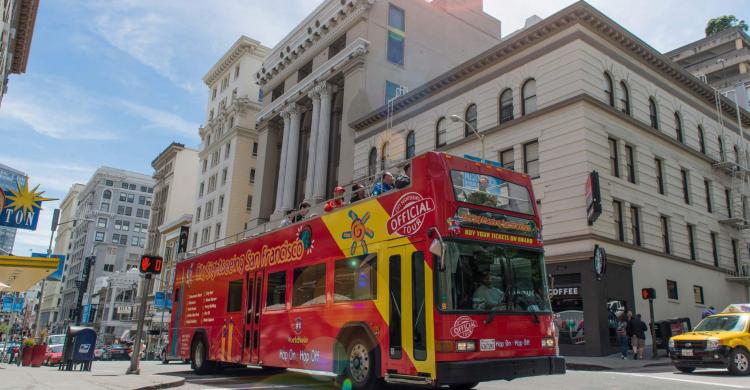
[499,89,514,123]
[718,136,726,161]
[405,130,415,159]
[649,98,658,129]
[603,72,614,107]
[619,81,630,115]
[734,145,740,164]
[381,142,389,171]
[103,190,112,200]
[698,125,706,154]
[435,117,447,148]
[464,104,477,138]
[522,79,537,115]
[674,112,683,143]
[368,147,377,177]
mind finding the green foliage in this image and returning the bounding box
[705,15,749,36]
[22,338,35,347]
[0,323,9,335]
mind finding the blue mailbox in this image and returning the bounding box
[62,326,97,371]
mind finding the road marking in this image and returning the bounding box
[606,372,750,388]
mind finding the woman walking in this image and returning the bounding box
[616,313,629,359]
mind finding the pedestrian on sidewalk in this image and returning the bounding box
[629,313,648,360]
[616,313,629,359]
[625,311,633,357]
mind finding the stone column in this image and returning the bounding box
[313,84,336,203]
[304,87,322,202]
[282,104,303,212]
[273,109,292,215]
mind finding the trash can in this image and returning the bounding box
[61,326,97,371]
[654,317,692,350]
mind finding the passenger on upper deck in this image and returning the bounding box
[394,163,411,189]
[293,201,311,222]
[371,172,394,196]
[350,183,367,203]
[324,186,346,212]
[280,209,295,227]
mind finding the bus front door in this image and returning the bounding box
[384,242,434,378]
[242,271,263,364]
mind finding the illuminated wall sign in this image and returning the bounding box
[0,178,55,231]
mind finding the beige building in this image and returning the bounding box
[666,26,750,109]
[190,36,269,251]
[0,0,38,108]
[249,0,502,225]
[39,183,84,332]
[349,2,750,355]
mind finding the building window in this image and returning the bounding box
[726,187,733,218]
[625,144,636,184]
[705,179,713,213]
[246,195,253,211]
[613,200,624,241]
[742,195,748,221]
[328,34,346,59]
[674,113,683,143]
[619,81,630,115]
[196,207,201,222]
[693,286,704,304]
[660,215,670,254]
[499,88,514,123]
[105,180,113,186]
[732,239,740,272]
[221,168,227,185]
[387,4,405,65]
[500,148,514,171]
[648,97,659,129]
[225,142,231,159]
[271,84,284,102]
[524,140,539,179]
[435,117,447,148]
[95,232,105,242]
[603,72,614,107]
[202,160,207,173]
[103,264,114,273]
[292,263,326,307]
[218,195,224,213]
[711,232,719,267]
[698,125,706,154]
[385,80,405,103]
[250,168,256,184]
[252,142,258,157]
[609,138,619,177]
[199,182,204,198]
[102,190,111,200]
[655,158,665,194]
[215,223,221,240]
[380,142,389,171]
[405,130,415,159]
[718,136,726,161]
[297,60,312,82]
[368,147,377,177]
[681,168,690,204]
[630,206,641,246]
[464,104,477,138]
[667,280,678,300]
[97,218,107,228]
[687,224,696,260]
[521,79,537,115]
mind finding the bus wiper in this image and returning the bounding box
[530,309,540,324]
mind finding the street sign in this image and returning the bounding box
[585,171,602,225]
[0,178,56,231]
[178,226,190,253]
[82,304,92,323]
[593,245,606,281]
[139,255,163,274]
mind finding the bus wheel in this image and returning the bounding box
[675,366,695,373]
[345,338,377,390]
[191,338,213,375]
[449,383,479,389]
[729,348,750,376]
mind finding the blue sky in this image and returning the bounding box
[2,0,748,256]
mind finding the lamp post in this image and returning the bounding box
[449,114,485,161]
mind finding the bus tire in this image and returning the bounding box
[675,366,695,373]
[191,337,214,375]
[729,348,750,376]
[449,383,479,389]
[344,337,378,390]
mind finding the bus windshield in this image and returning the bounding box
[450,170,534,215]
[437,240,550,313]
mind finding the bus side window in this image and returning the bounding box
[227,279,243,312]
[266,271,287,310]
[334,253,377,301]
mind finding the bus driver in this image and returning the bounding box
[472,271,504,310]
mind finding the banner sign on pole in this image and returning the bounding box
[32,253,65,281]
[0,178,56,231]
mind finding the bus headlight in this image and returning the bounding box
[668,338,674,349]
[456,341,476,352]
[706,338,720,351]
[541,337,556,348]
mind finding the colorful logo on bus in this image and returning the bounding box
[387,192,435,236]
[294,317,303,334]
[450,316,478,339]
[341,210,374,255]
[297,225,315,254]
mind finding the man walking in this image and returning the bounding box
[629,313,648,360]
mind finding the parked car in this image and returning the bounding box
[94,347,106,360]
[105,344,131,361]
[44,344,63,366]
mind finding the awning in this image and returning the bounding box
[0,255,59,292]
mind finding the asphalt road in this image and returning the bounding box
[171,365,750,389]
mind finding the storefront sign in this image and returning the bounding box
[593,245,607,280]
[549,286,581,297]
[585,171,602,226]
[0,178,55,231]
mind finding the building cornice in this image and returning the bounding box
[203,36,270,86]
[158,214,192,234]
[10,0,39,74]
[151,142,186,168]
[349,1,750,131]
[665,26,750,58]
[256,0,373,88]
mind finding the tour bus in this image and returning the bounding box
[167,151,565,389]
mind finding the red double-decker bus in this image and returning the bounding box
[167,151,564,389]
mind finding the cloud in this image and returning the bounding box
[0,156,92,194]
[117,100,199,136]
[11,199,61,256]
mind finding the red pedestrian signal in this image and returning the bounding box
[641,288,656,300]
[139,255,163,274]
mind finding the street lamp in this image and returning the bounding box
[449,114,485,161]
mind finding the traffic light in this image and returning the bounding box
[641,288,656,300]
[139,255,163,274]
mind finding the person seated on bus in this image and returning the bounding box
[350,183,367,203]
[394,163,411,189]
[280,209,295,227]
[472,271,504,311]
[324,186,346,212]
[467,175,497,207]
[292,201,310,223]
[371,172,394,196]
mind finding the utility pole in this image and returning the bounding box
[127,255,163,375]
[34,208,60,339]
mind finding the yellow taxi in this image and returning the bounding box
[669,304,750,375]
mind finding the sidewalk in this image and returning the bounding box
[564,348,672,371]
[0,360,188,390]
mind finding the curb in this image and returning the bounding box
[566,361,673,371]
[132,376,186,390]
